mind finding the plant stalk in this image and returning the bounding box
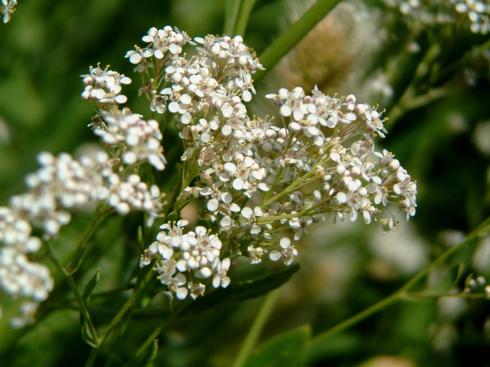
[307,217,490,362]
[232,288,281,367]
[254,0,343,82]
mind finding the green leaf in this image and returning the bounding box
[186,264,300,314]
[235,0,256,35]
[82,270,101,303]
[224,0,242,34]
[243,325,311,367]
[79,271,101,348]
[137,225,145,250]
[80,315,99,348]
[144,339,159,367]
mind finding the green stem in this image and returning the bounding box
[45,242,99,344]
[388,86,447,126]
[85,269,154,367]
[433,38,490,86]
[307,217,490,361]
[263,170,317,207]
[65,206,113,275]
[224,0,242,34]
[135,324,165,358]
[254,0,343,82]
[124,323,166,367]
[386,42,442,128]
[232,289,281,367]
[235,0,256,35]
[401,291,489,300]
[309,292,401,354]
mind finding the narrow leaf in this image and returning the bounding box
[186,264,300,314]
[80,316,99,348]
[144,339,159,367]
[224,0,242,34]
[83,270,101,303]
[235,0,256,35]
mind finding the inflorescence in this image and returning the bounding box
[0,25,417,324]
[385,0,490,34]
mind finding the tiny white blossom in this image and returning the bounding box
[81,65,131,105]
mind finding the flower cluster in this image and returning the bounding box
[0,148,163,324]
[0,207,51,326]
[384,0,489,34]
[81,65,132,105]
[128,26,417,299]
[2,25,418,315]
[1,0,16,23]
[452,0,490,34]
[0,207,52,305]
[1,65,167,324]
[9,151,161,234]
[140,220,230,300]
[127,27,262,122]
[464,274,490,296]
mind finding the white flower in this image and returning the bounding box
[1,0,17,23]
[212,258,231,288]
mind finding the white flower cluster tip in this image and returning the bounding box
[452,0,490,34]
[127,27,262,121]
[126,25,191,66]
[81,65,132,105]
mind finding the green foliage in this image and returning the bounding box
[243,325,311,367]
[186,264,300,314]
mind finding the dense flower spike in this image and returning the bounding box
[384,0,490,34]
[1,0,17,23]
[0,207,41,253]
[0,248,53,302]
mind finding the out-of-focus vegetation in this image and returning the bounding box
[0,0,489,366]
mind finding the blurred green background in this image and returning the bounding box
[1,0,489,366]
